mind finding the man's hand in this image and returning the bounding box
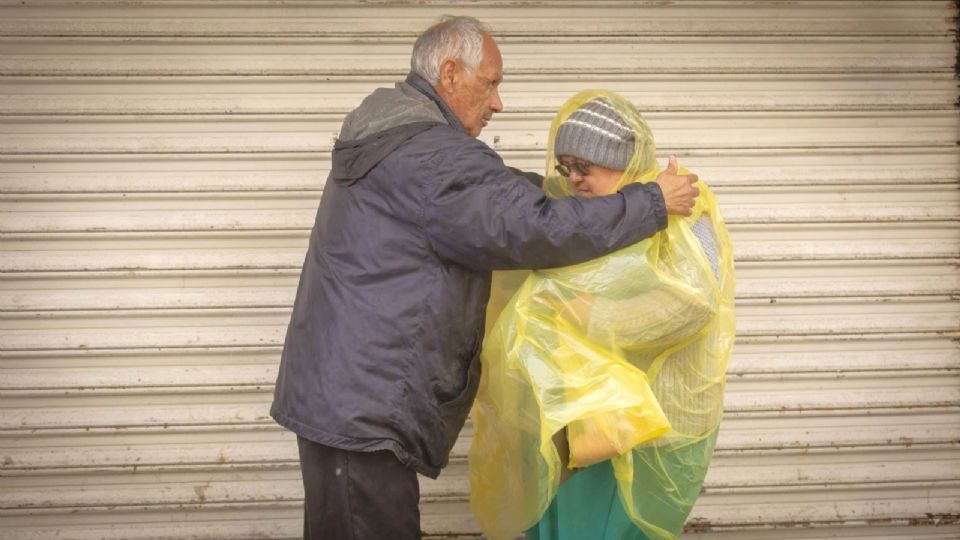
[655,155,699,216]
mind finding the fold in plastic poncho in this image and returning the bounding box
[469,90,736,540]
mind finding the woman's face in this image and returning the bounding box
[556,155,625,198]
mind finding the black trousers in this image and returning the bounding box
[297,436,421,540]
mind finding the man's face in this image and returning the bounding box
[436,34,504,138]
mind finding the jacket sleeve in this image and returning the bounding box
[422,138,667,271]
[506,166,544,189]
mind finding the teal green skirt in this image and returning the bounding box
[525,459,650,540]
[526,429,717,540]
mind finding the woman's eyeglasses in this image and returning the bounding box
[555,160,593,178]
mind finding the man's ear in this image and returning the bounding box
[438,58,458,91]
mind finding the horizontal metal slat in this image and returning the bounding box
[0,2,952,37]
[727,335,960,373]
[3,112,957,154]
[705,446,960,487]
[0,155,330,193]
[4,424,958,478]
[0,438,298,474]
[3,369,957,430]
[0,399,273,432]
[2,149,955,193]
[1,259,957,313]
[0,403,953,475]
[734,296,960,336]
[428,447,960,507]
[0,317,291,351]
[1,333,955,373]
[1,468,304,508]
[0,285,297,311]
[3,351,957,398]
[1,37,953,76]
[732,259,960,298]
[689,481,960,526]
[419,495,960,539]
[0,295,957,348]
[2,74,956,114]
[0,509,304,540]
[2,335,957,396]
[1,203,956,257]
[1,475,957,538]
[0,243,310,273]
[5,222,955,272]
[2,184,956,235]
[3,503,945,540]
[683,525,960,540]
[4,406,958,471]
[10,507,948,540]
[0,365,279,392]
[5,450,958,510]
[729,222,960,261]
[717,408,960,450]
[728,373,960,411]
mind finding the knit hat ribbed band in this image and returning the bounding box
[554,97,635,171]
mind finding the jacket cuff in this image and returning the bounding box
[642,182,668,230]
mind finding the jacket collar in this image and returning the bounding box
[405,72,467,134]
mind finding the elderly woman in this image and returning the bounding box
[469,91,736,540]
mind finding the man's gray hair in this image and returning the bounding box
[410,16,490,85]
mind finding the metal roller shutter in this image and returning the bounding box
[1,2,957,539]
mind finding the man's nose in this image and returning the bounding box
[490,88,503,113]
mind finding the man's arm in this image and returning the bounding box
[422,141,697,271]
[506,166,543,189]
[507,158,696,212]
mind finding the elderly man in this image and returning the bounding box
[271,16,699,539]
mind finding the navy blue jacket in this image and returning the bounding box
[271,74,667,477]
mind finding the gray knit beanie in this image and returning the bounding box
[554,97,635,171]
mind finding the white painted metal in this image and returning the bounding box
[1,1,957,539]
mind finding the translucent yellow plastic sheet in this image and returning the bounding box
[469,90,736,540]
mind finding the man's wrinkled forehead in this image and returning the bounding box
[480,34,503,80]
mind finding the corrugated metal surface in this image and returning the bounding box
[1,1,958,538]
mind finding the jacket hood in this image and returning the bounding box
[330,73,463,184]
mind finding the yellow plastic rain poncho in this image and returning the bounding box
[469,90,736,540]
